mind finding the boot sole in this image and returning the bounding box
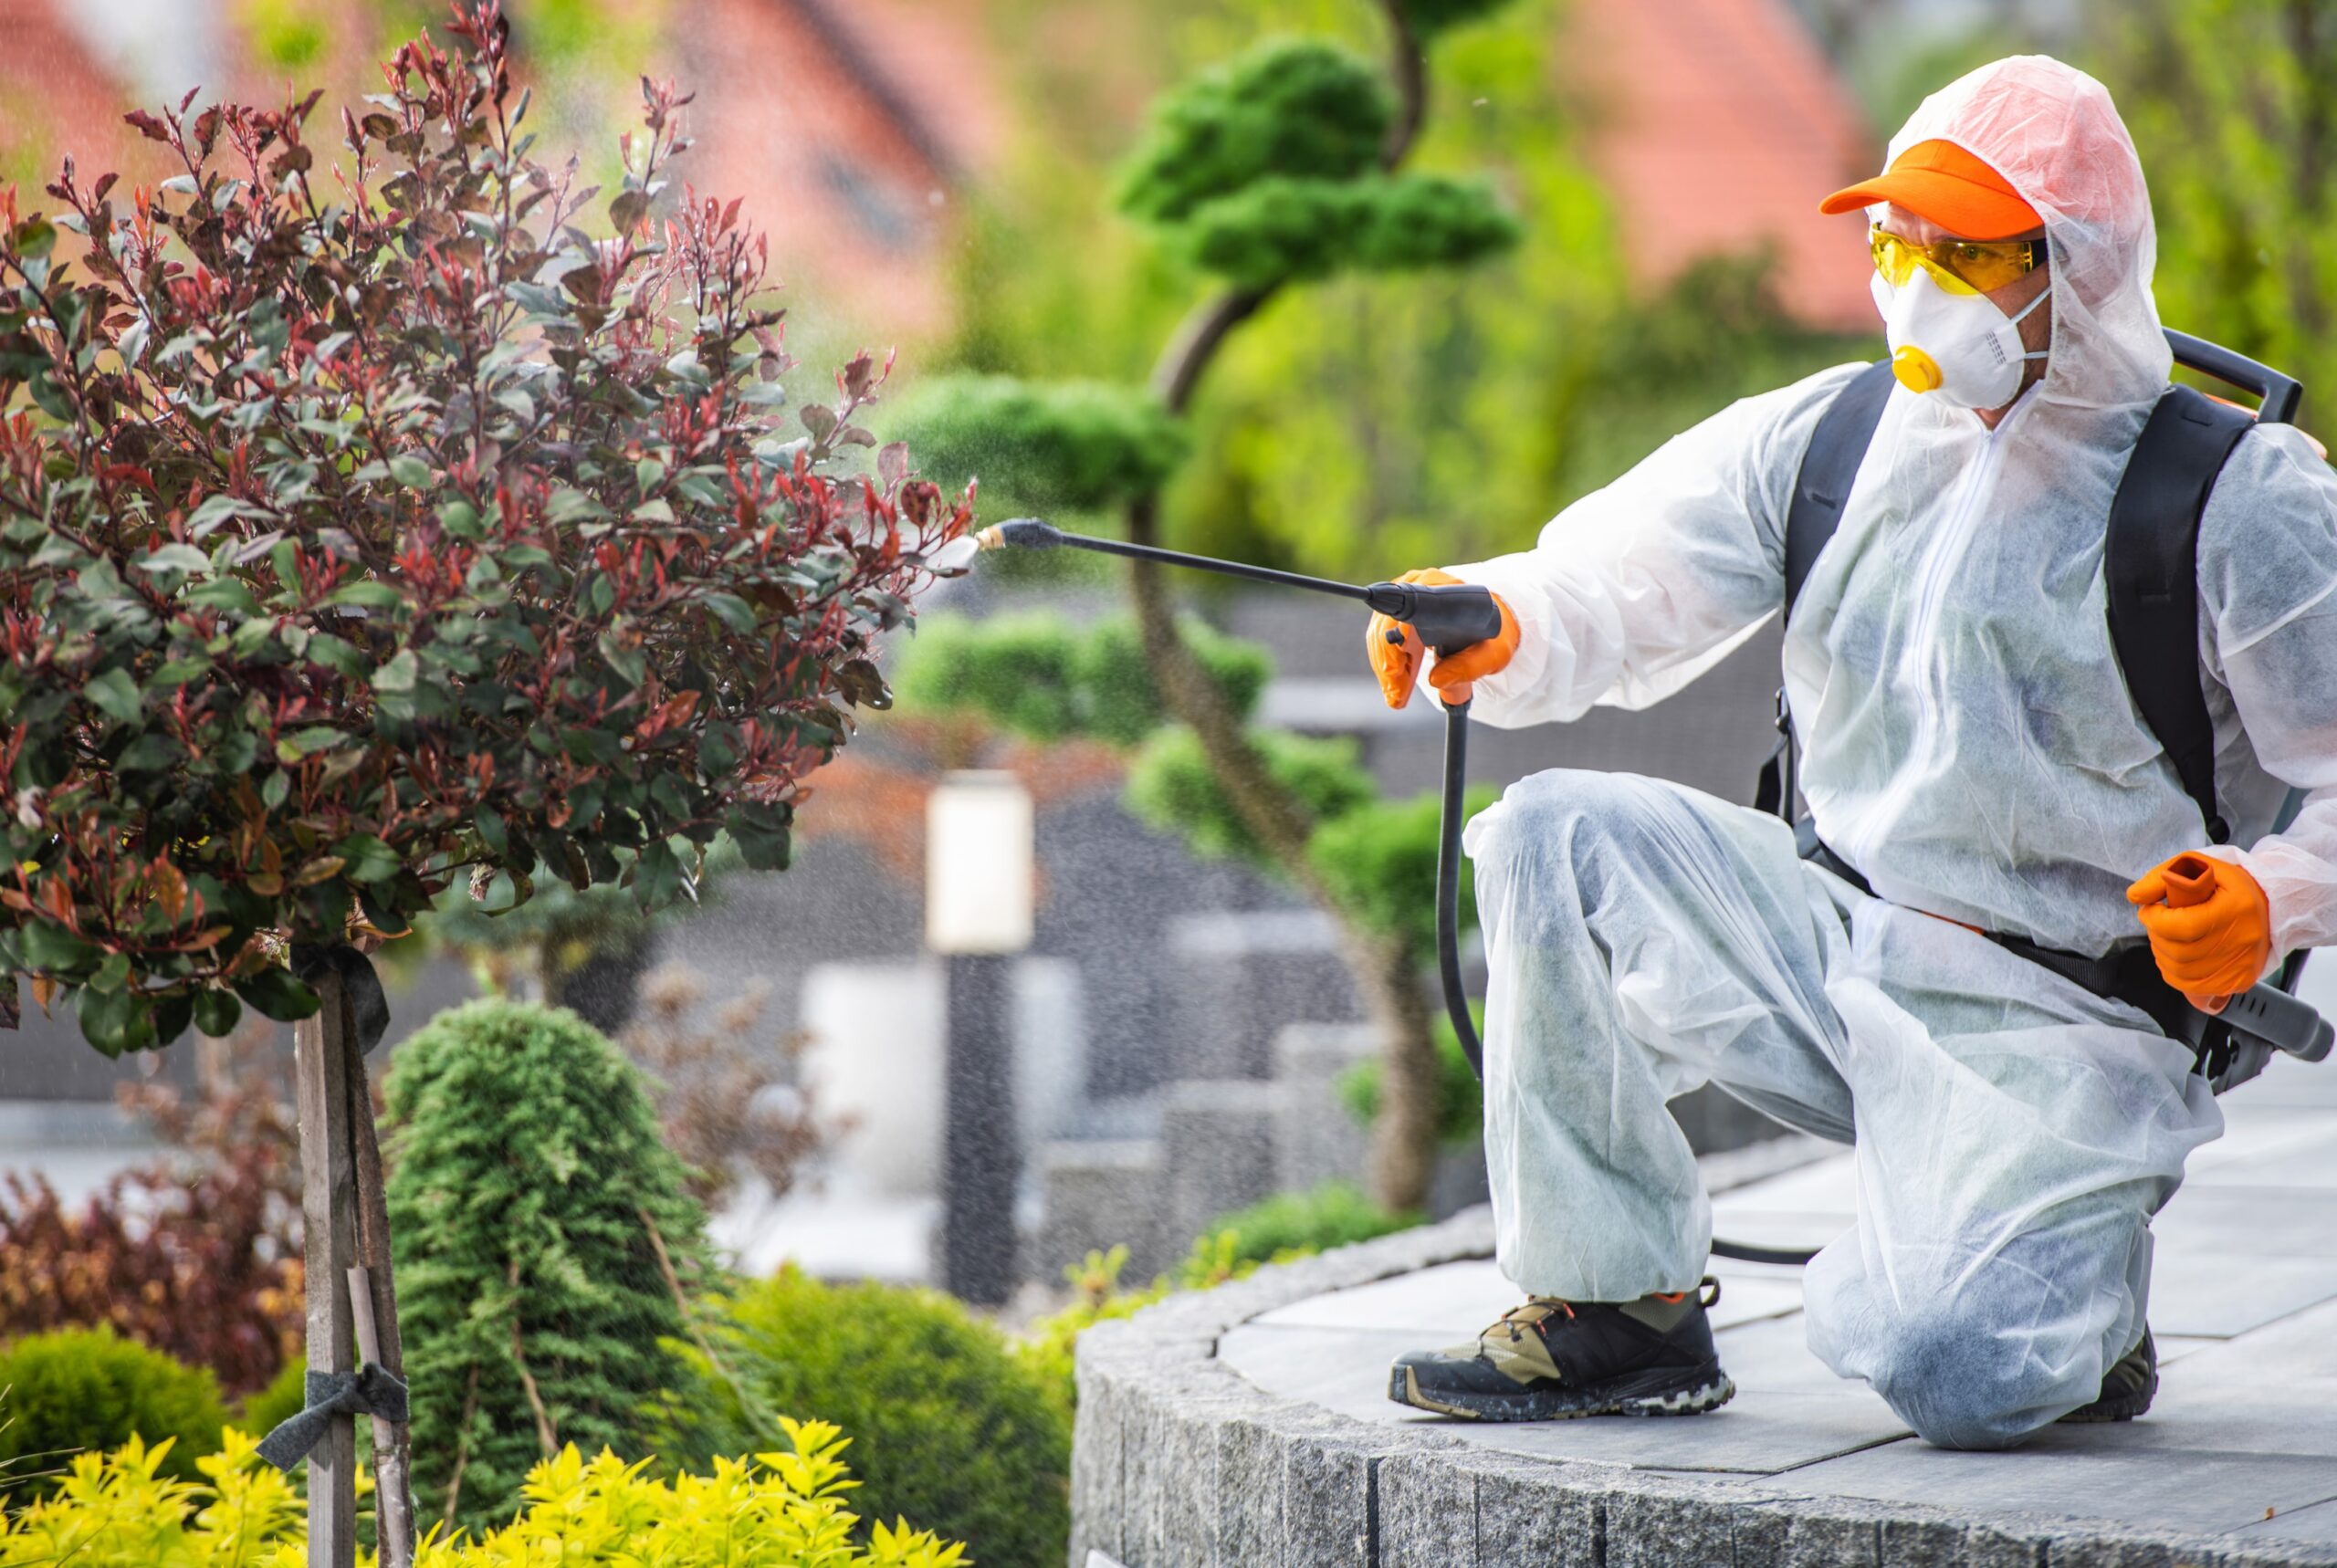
[2057,1365,2158,1423]
[1389,1362,1735,1422]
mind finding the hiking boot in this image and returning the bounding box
[2058,1327,2156,1423]
[1387,1278,1734,1421]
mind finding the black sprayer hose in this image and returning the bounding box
[982,519,1821,1269]
[1435,693,1814,1268]
[1436,696,1482,1077]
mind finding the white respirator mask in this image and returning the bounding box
[1869,267,2049,410]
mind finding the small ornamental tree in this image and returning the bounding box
[0,5,969,1561]
[899,1,1516,1213]
[0,5,967,1052]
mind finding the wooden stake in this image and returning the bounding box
[295,966,358,1568]
[346,1032,415,1568]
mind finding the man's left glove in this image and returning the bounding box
[2126,852,2276,1005]
[1365,568,1518,709]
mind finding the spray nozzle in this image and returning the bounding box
[974,518,1063,550]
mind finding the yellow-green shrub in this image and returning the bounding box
[0,1424,966,1567]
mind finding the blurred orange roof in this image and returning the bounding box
[1564,0,1878,332]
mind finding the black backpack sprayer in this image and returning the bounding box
[969,517,1825,1266]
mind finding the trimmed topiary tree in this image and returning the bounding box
[385,999,701,1542]
[677,1269,1070,1568]
[896,0,1519,1215]
[383,998,705,1540]
[0,1326,229,1498]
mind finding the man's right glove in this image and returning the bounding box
[2126,852,2275,1009]
[1366,568,1518,709]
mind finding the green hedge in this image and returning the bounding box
[0,1327,227,1497]
[678,1269,1070,1568]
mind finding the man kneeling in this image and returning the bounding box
[1366,55,2337,1449]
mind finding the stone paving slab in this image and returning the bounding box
[1074,1045,2337,1567]
[1782,1438,2337,1539]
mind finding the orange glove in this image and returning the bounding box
[1365,568,1519,709]
[2125,852,2276,1010]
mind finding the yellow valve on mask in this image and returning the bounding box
[1892,345,1944,393]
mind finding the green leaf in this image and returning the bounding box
[134,543,214,576]
[186,494,259,536]
[187,577,263,616]
[547,487,605,523]
[276,725,342,761]
[152,654,214,686]
[701,591,758,632]
[116,731,181,771]
[192,986,242,1039]
[235,967,321,1022]
[387,455,432,487]
[334,833,401,883]
[19,920,99,975]
[325,580,403,611]
[305,632,366,678]
[90,949,131,994]
[597,629,645,688]
[725,802,793,871]
[13,217,57,260]
[77,984,152,1057]
[372,649,419,694]
[84,666,142,725]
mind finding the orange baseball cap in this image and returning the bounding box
[1818,139,2042,239]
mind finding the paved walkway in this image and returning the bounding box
[1219,1045,2337,1552]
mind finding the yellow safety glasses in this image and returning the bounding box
[1870,225,2049,296]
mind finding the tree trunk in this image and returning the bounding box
[1362,930,1444,1214]
[294,968,360,1568]
[1123,503,1444,1211]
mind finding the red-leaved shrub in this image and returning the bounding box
[0,1,969,1054]
[0,1152,301,1398]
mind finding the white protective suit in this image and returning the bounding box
[1440,57,2337,1448]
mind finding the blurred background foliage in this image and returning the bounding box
[939,0,2333,585]
[931,0,1872,583]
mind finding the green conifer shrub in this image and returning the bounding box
[383,998,705,1537]
[0,1326,227,1498]
[679,1270,1070,1568]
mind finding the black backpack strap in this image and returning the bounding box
[1758,360,1897,818]
[2103,384,2255,845]
[1784,360,1899,621]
